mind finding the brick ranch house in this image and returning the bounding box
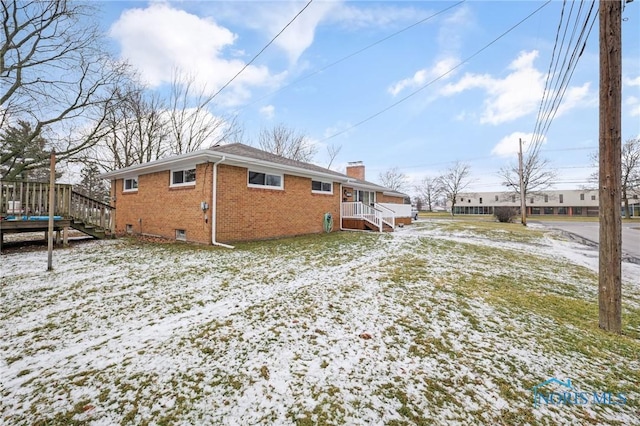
[100,143,412,246]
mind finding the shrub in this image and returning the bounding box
[494,206,519,223]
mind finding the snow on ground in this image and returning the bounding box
[1,220,639,425]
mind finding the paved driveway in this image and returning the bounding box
[533,220,640,262]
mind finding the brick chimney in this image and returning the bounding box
[346,161,365,180]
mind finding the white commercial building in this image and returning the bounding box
[448,189,640,217]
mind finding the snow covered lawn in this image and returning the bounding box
[2,220,639,425]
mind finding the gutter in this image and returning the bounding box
[211,157,234,249]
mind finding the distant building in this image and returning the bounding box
[447,189,640,217]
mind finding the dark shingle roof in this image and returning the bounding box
[209,143,407,197]
[210,143,347,178]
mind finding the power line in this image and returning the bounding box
[232,1,467,114]
[209,0,314,102]
[529,0,598,154]
[318,0,553,143]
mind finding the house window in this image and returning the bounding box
[495,195,499,201]
[124,178,138,192]
[479,197,483,204]
[171,168,196,187]
[512,195,516,202]
[460,197,464,202]
[311,180,332,194]
[544,207,554,215]
[468,199,471,203]
[591,195,596,201]
[530,198,534,204]
[574,207,582,215]
[558,207,567,215]
[248,171,283,189]
[176,229,186,241]
[633,195,639,199]
[559,194,564,204]
[126,224,133,234]
[580,194,585,201]
[544,195,549,203]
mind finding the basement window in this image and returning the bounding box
[124,178,138,192]
[312,180,333,194]
[126,224,133,234]
[171,168,196,187]
[176,229,186,241]
[248,170,283,189]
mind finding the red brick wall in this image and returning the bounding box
[215,164,340,243]
[112,163,213,244]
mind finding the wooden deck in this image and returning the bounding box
[1,180,114,249]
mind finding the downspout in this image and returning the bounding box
[340,183,346,231]
[211,157,234,249]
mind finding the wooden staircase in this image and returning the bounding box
[69,191,114,239]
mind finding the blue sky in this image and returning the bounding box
[98,0,640,192]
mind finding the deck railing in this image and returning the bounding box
[70,191,114,231]
[1,180,113,233]
[341,201,394,231]
[0,180,72,217]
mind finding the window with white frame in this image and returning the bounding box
[248,170,283,189]
[312,180,332,194]
[176,229,186,241]
[171,168,196,186]
[123,177,138,192]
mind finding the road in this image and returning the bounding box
[533,220,640,262]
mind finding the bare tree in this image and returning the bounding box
[438,162,472,216]
[167,71,242,154]
[499,148,557,218]
[258,124,316,162]
[326,143,342,169]
[414,176,442,212]
[1,0,130,174]
[590,137,640,218]
[87,84,170,172]
[378,167,408,192]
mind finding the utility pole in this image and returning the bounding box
[598,0,622,333]
[47,150,56,271]
[518,138,527,226]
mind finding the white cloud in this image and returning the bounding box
[225,1,338,64]
[437,5,473,54]
[259,105,275,119]
[329,3,423,29]
[440,50,592,125]
[491,132,547,157]
[388,57,459,96]
[626,96,640,117]
[624,75,640,87]
[323,121,353,139]
[109,3,281,105]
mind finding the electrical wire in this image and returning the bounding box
[528,0,598,154]
[232,0,467,114]
[318,0,553,143]
[209,0,314,102]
